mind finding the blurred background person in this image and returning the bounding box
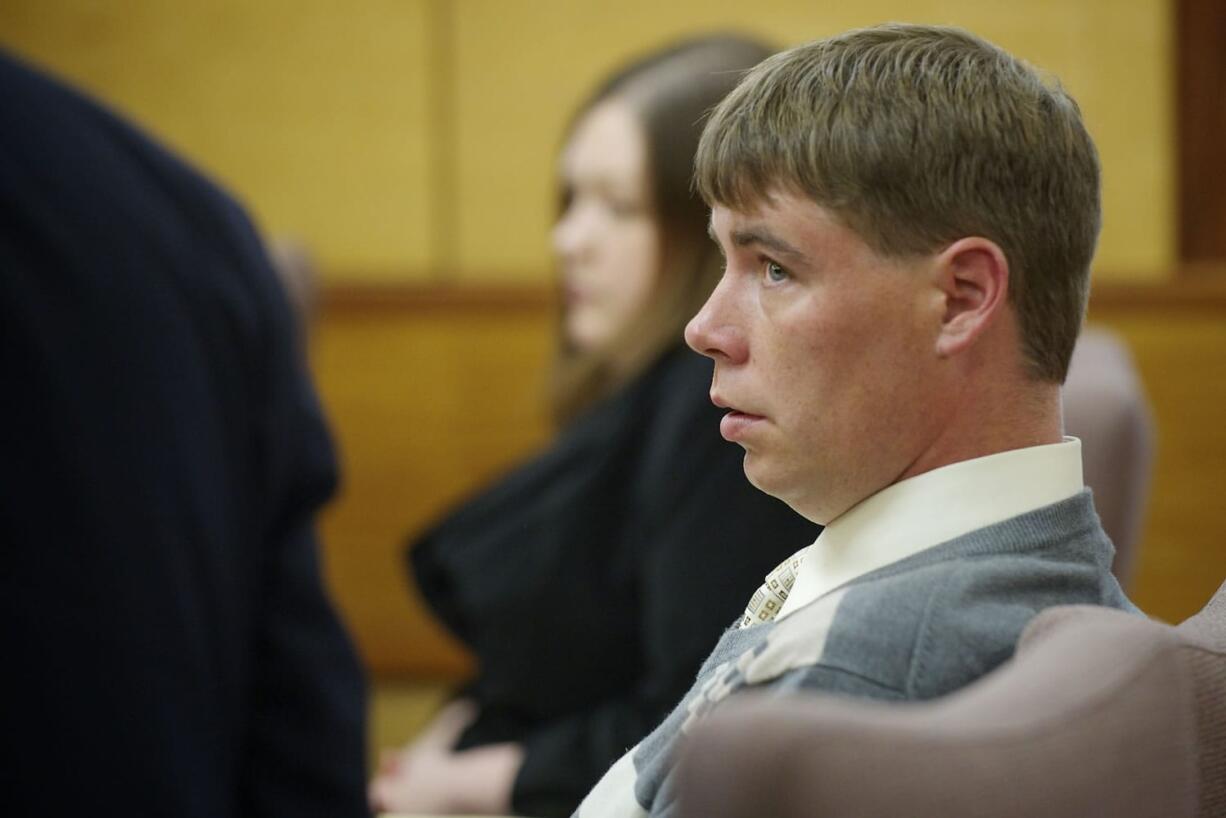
[370,34,819,817]
[0,50,368,818]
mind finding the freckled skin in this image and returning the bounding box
[686,194,954,524]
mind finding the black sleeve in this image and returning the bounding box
[219,201,371,818]
[510,353,819,816]
[0,51,369,818]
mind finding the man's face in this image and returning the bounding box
[685,192,950,524]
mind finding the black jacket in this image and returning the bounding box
[0,51,368,818]
[410,346,820,816]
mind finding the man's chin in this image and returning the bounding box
[743,457,823,520]
[742,455,784,498]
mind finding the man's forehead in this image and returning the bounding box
[707,203,771,242]
[709,197,771,224]
[708,189,822,228]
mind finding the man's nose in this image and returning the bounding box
[685,277,748,365]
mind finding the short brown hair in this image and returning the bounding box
[695,24,1100,382]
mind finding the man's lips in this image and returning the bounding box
[711,393,766,442]
[719,410,765,442]
[710,391,763,415]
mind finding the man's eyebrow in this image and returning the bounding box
[720,223,807,262]
[707,218,809,263]
[734,227,805,260]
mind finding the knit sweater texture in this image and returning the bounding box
[575,490,1140,818]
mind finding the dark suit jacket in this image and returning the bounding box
[0,51,369,817]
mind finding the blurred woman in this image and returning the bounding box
[371,34,818,817]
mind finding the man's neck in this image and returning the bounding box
[897,373,1064,487]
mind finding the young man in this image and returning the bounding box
[576,23,1139,818]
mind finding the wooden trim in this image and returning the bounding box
[318,276,1226,316]
[1089,275,1226,312]
[1176,0,1226,264]
[320,282,557,313]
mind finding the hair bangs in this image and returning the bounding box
[694,94,785,212]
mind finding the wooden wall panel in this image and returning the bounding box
[311,297,554,677]
[451,0,1174,281]
[0,0,1175,283]
[313,282,1226,678]
[1088,293,1226,623]
[1177,0,1226,264]
[0,0,437,277]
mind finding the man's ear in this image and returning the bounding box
[932,237,1010,359]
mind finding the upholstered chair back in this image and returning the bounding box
[677,580,1226,818]
[1063,327,1155,587]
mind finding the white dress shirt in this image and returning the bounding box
[774,437,1085,622]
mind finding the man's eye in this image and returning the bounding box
[764,260,789,283]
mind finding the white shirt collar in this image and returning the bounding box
[774,437,1084,622]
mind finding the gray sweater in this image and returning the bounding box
[576,490,1139,818]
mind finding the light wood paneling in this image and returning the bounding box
[0,0,1174,284]
[450,0,1174,281]
[1088,290,1226,623]
[0,0,435,276]
[311,297,553,677]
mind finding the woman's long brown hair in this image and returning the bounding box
[549,34,775,424]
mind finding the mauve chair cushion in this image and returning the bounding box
[1176,579,1226,816]
[678,582,1226,818]
[1063,327,1155,587]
